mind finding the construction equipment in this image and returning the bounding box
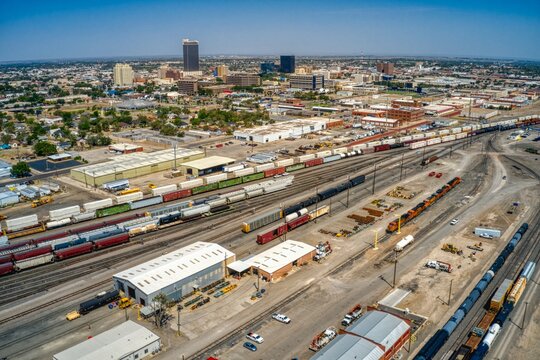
[148,183,157,189]
[309,327,337,351]
[31,196,53,208]
[119,297,134,309]
[66,310,81,321]
[467,243,484,252]
[341,304,363,326]
[118,187,140,195]
[426,260,453,273]
[442,243,463,255]
[314,241,332,262]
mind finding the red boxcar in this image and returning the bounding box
[34,231,70,244]
[304,158,323,167]
[162,189,192,202]
[93,233,130,250]
[256,224,288,245]
[55,242,94,260]
[287,214,310,230]
[374,144,391,152]
[0,240,33,252]
[13,245,52,261]
[68,222,103,234]
[0,263,14,276]
[362,147,375,154]
[264,167,286,178]
[105,213,144,226]
[0,254,13,264]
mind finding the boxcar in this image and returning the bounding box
[218,177,243,189]
[242,208,283,233]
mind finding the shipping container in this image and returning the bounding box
[151,184,177,196]
[411,134,425,140]
[14,254,54,271]
[55,242,94,260]
[285,163,305,172]
[304,158,323,167]
[83,199,114,213]
[374,144,391,152]
[13,245,52,261]
[96,203,131,218]
[382,138,396,145]
[441,135,456,143]
[255,163,275,172]
[427,138,442,146]
[323,155,341,163]
[218,177,243,189]
[46,218,72,229]
[191,182,219,195]
[296,154,316,162]
[332,147,348,155]
[242,172,265,183]
[115,192,143,204]
[242,208,282,233]
[72,211,97,223]
[234,167,255,177]
[179,178,204,190]
[410,141,427,149]
[49,206,81,221]
[275,158,294,167]
[5,214,39,232]
[162,189,191,202]
[204,173,228,185]
[93,233,130,249]
[257,223,288,245]
[264,167,286,178]
[223,164,245,173]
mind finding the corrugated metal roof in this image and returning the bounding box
[492,278,513,304]
[346,310,409,351]
[247,240,316,274]
[310,334,384,360]
[113,241,235,296]
[53,321,159,360]
[181,155,236,170]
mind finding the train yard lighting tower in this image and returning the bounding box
[372,229,379,250]
[177,305,182,336]
[397,217,401,235]
[371,163,377,195]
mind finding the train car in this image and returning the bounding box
[46,218,72,229]
[318,187,339,201]
[218,177,243,189]
[242,208,283,233]
[93,233,130,250]
[287,214,310,230]
[285,163,305,172]
[192,182,219,195]
[264,166,286,178]
[350,175,366,186]
[130,196,163,210]
[158,211,182,225]
[308,205,330,220]
[0,262,14,276]
[242,172,265,183]
[54,242,94,260]
[13,245,52,262]
[96,204,131,218]
[0,254,13,264]
[323,155,341,163]
[79,290,120,315]
[181,204,211,219]
[256,223,288,245]
[14,254,55,271]
[374,144,391,152]
[162,189,192,202]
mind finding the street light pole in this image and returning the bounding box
[448,279,453,306]
[522,302,528,331]
[177,305,181,336]
[392,251,398,288]
[399,153,404,181]
[371,163,377,195]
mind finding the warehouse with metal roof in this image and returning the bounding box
[179,155,236,176]
[227,240,316,282]
[53,320,161,360]
[310,310,411,360]
[113,241,236,306]
[70,148,204,186]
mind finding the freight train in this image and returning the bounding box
[387,177,461,233]
[468,261,536,360]
[241,174,366,233]
[414,223,529,360]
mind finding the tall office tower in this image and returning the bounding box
[216,65,229,77]
[113,63,134,86]
[182,38,200,72]
[376,62,395,75]
[280,55,295,73]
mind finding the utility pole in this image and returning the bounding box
[372,229,379,250]
[448,279,453,306]
[392,250,398,288]
[421,146,426,164]
[177,305,181,336]
[522,302,528,331]
[399,153,404,181]
[346,175,350,208]
[256,267,260,291]
[314,186,319,223]
[329,196,332,217]
[371,163,377,195]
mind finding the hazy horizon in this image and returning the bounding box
[1,0,540,62]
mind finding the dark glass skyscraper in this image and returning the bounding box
[182,39,200,72]
[280,55,295,73]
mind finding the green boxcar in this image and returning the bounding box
[192,182,219,195]
[286,163,305,172]
[96,203,131,218]
[242,172,265,183]
[218,177,243,189]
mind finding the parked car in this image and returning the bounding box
[450,218,459,225]
[243,342,257,352]
[428,172,436,177]
[479,233,493,239]
[436,173,443,178]
[246,332,264,344]
[272,313,291,324]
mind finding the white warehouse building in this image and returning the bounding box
[233,117,329,143]
[113,241,236,306]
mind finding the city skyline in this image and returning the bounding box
[1,0,540,63]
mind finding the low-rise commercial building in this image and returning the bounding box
[179,155,236,177]
[233,117,328,143]
[114,241,235,305]
[290,74,325,90]
[53,320,161,360]
[360,116,400,128]
[387,106,425,122]
[225,73,261,87]
[178,78,199,95]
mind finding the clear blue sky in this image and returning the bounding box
[1,0,539,62]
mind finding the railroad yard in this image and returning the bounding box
[0,114,537,360]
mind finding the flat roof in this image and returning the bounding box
[53,321,159,360]
[233,117,328,136]
[181,156,236,170]
[362,116,398,123]
[109,143,142,151]
[113,241,235,296]
[310,334,384,360]
[72,148,203,177]
[48,153,72,160]
[232,240,315,275]
[346,310,410,350]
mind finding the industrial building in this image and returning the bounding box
[113,241,236,305]
[311,310,411,360]
[70,148,204,186]
[360,116,400,128]
[233,117,328,143]
[109,143,143,154]
[387,106,425,122]
[179,155,236,176]
[0,159,12,178]
[53,320,161,360]
[227,240,316,282]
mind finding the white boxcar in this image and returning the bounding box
[115,192,143,204]
[382,138,396,145]
[400,135,412,143]
[83,199,113,212]
[438,129,450,136]
[49,206,81,221]
[204,173,228,184]
[410,141,427,149]
[451,127,462,134]
[412,134,425,140]
[315,150,332,158]
[424,132,436,138]
[151,184,177,196]
[255,163,274,172]
[441,135,456,143]
[179,179,204,189]
[14,254,55,270]
[234,167,255,177]
[5,214,39,232]
[332,147,348,155]
[275,158,294,167]
[427,138,442,146]
[296,154,316,162]
[456,132,467,139]
[366,141,382,147]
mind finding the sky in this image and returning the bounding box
[1,0,540,62]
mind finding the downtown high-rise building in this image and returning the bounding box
[280,55,295,73]
[182,38,200,73]
[113,63,134,86]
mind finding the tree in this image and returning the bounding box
[151,293,170,328]
[34,141,57,156]
[11,161,31,178]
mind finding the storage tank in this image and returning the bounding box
[394,235,414,251]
